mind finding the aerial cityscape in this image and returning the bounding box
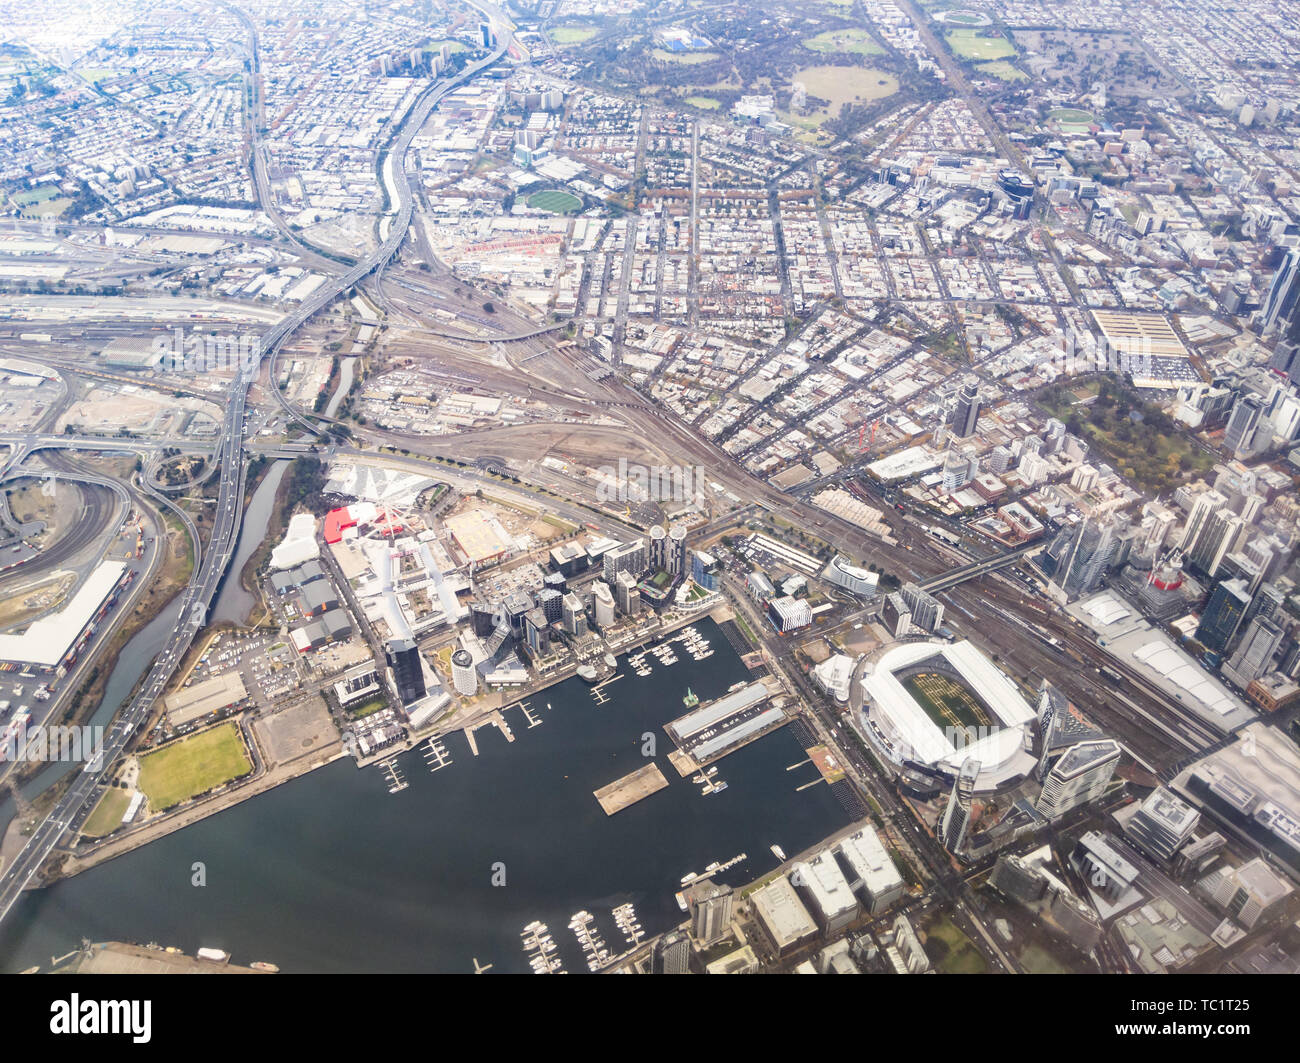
[0,0,1299,986]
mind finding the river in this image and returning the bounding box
[0,618,849,972]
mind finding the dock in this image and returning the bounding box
[422,738,452,773]
[378,757,407,794]
[593,762,669,815]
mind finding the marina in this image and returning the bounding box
[422,738,452,773]
[568,910,611,972]
[0,618,851,974]
[378,757,407,794]
[612,903,644,947]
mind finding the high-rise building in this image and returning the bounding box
[478,21,494,48]
[1186,508,1247,579]
[523,608,551,657]
[561,592,588,637]
[940,758,981,853]
[688,882,734,946]
[1037,514,1123,599]
[1223,615,1284,687]
[1123,787,1200,862]
[536,587,564,624]
[386,638,426,706]
[1196,578,1252,655]
[668,522,688,576]
[1036,739,1122,820]
[1224,394,1264,455]
[990,853,1048,906]
[1261,247,1300,334]
[690,549,719,591]
[451,649,477,697]
[1179,489,1229,552]
[613,570,641,616]
[900,582,944,632]
[952,382,981,438]
[651,930,691,974]
[602,539,647,583]
[648,524,668,573]
[592,581,616,629]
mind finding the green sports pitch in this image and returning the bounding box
[527,189,583,214]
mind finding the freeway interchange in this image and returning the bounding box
[0,2,514,926]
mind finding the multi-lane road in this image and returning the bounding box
[0,2,516,926]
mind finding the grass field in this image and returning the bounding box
[1050,107,1094,124]
[901,672,992,733]
[946,29,1016,60]
[13,186,60,207]
[977,60,1027,81]
[425,39,468,55]
[551,26,597,44]
[803,28,884,56]
[684,94,723,110]
[793,65,899,122]
[82,788,131,838]
[527,189,582,214]
[137,721,251,811]
[925,915,989,974]
[1019,943,1072,974]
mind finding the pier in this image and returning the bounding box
[422,738,452,773]
[593,762,669,815]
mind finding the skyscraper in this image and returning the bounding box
[1038,514,1124,599]
[940,758,980,853]
[648,524,668,573]
[1036,739,1122,820]
[688,882,734,947]
[386,638,426,706]
[1196,577,1252,655]
[1178,489,1228,553]
[1261,247,1300,335]
[451,649,477,697]
[668,522,688,576]
[1223,616,1284,687]
[1224,394,1263,455]
[651,930,691,974]
[952,382,981,438]
[1186,508,1247,579]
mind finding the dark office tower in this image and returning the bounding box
[1261,247,1300,334]
[1195,578,1252,656]
[386,637,426,706]
[1224,394,1263,455]
[668,522,688,576]
[1269,341,1300,386]
[652,931,691,974]
[952,382,981,438]
[648,524,668,573]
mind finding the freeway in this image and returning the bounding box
[0,1,515,925]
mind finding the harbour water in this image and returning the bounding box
[0,619,849,972]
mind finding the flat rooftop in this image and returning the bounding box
[593,763,669,815]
